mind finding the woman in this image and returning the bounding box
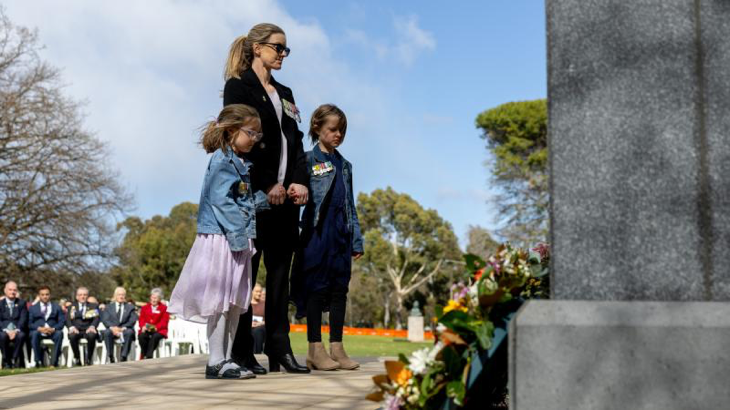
[138,288,170,360]
[224,23,310,374]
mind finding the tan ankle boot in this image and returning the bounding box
[329,342,359,370]
[306,342,340,371]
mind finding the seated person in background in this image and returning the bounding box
[88,296,105,312]
[29,286,65,367]
[101,287,137,363]
[67,287,101,366]
[138,288,170,359]
[251,284,266,354]
[0,281,28,369]
[58,298,69,315]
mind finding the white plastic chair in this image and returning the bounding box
[167,319,199,356]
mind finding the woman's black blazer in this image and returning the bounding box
[223,68,309,193]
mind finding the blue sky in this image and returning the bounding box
[5,0,546,248]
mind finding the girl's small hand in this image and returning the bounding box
[267,183,286,205]
[352,252,363,260]
[288,183,309,205]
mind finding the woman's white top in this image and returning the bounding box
[268,89,288,185]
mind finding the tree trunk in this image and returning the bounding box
[395,294,404,330]
[383,296,391,328]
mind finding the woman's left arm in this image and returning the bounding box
[285,90,309,204]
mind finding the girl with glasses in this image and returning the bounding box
[168,104,269,380]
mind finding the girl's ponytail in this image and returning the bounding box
[200,120,226,154]
[199,104,261,153]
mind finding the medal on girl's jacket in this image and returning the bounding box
[282,99,301,123]
[312,161,334,176]
[238,182,249,194]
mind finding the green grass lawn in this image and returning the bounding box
[0,366,59,377]
[290,332,433,357]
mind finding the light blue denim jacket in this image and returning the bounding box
[302,145,364,253]
[197,148,269,251]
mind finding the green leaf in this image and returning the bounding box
[398,353,410,365]
[446,380,466,405]
[463,253,486,272]
[474,320,495,350]
[440,311,477,339]
[442,346,466,377]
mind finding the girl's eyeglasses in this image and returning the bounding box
[259,42,291,57]
[241,128,264,142]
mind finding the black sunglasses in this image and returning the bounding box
[259,42,291,57]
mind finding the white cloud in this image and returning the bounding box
[343,15,435,67]
[2,0,428,221]
[393,15,436,66]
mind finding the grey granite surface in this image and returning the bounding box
[700,1,730,300]
[548,0,729,301]
[510,300,730,410]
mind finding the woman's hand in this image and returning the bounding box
[287,183,309,205]
[352,252,363,261]
[267,183,286,205]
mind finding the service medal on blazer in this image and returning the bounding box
[84,309,99,319]
[282,99,301,123]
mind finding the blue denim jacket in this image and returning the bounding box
[302,145,363,253]
[197,148,269,251]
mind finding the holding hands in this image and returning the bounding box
[268,183,308,205]
[287,183,309,205]
[267,184,287,205]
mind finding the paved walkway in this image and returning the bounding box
[0,355,384,409]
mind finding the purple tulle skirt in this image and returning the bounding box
[168,234,255,323]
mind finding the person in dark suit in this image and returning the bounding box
[224,23,310,375]
[28,286,65,367]
[66,286,101,366]
[0,281,28,369]
[101,287,137,363]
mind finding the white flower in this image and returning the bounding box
[409,347,431,374]
[409,342,445,375]
[407,394,419,404]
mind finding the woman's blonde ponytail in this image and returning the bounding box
[223,23,286,80]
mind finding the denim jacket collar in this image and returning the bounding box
[312,143,340,163]
[223,147,252,177]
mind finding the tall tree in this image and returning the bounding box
[0,9,132,287]
[465,225,499,260]
[357,187,461,329]
[112,202,197,301]
[475,99,548,245]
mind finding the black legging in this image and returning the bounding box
[232,205,298,360]
[306,285,348,343]
[138,331,165,359]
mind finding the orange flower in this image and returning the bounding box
[394,368,412,387]
[385,360,411,387]
[474,268,485,281]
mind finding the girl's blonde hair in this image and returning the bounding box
[224,23,286,80]
[309,104,348,144]
[200,104,260,153]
